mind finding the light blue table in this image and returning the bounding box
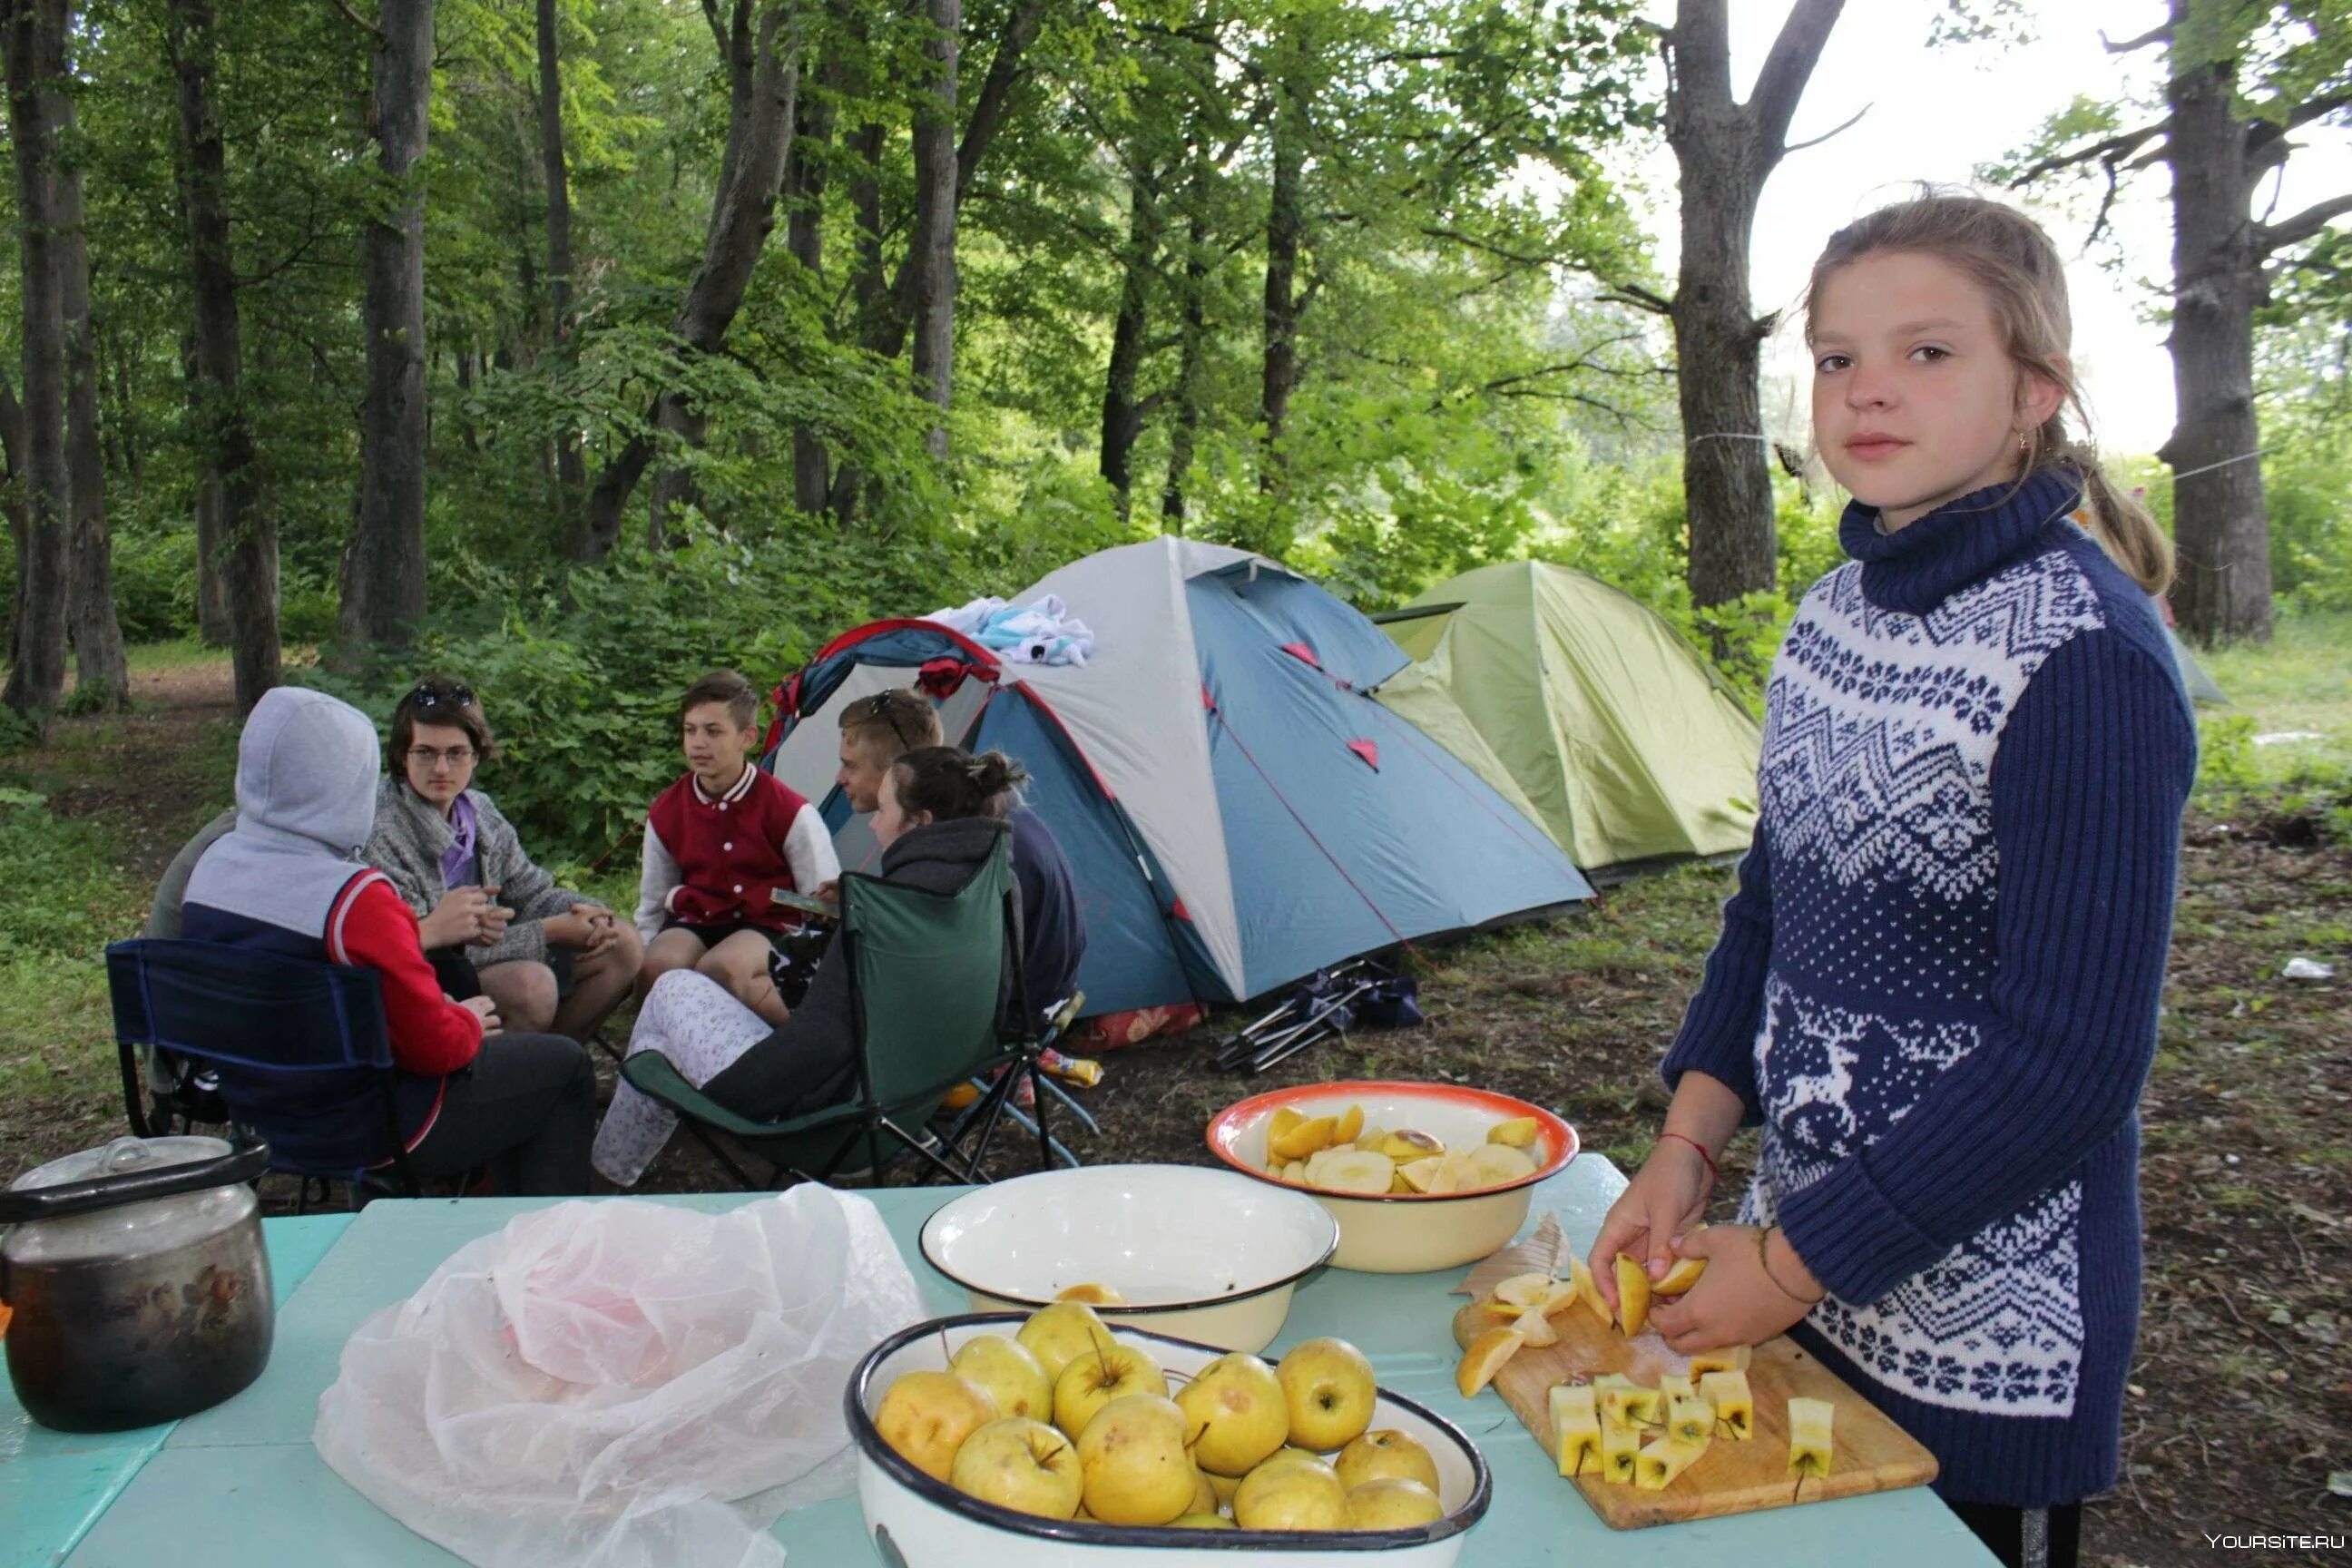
[45,1161,1998,1565]
[4,1215,349,1568]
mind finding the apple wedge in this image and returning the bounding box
[1652,1255,1706,1297]
[1613,1254,1652,1336]
[1454,1327,1524,1398]
[1509,1305,1560,1348]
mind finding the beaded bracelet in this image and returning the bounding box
[1758,1224,1826,1305]
[1657,1131,1718,1187]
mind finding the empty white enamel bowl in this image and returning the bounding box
[1205,1082,1577,1274]
[918,1164,1338,1354]
[848,1314,1492,1565]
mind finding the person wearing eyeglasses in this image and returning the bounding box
[632,669,840,1024]
[365,678,642,1044]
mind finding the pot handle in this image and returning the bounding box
[0,1133,272,1224]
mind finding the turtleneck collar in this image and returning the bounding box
[1838,468,2082,615]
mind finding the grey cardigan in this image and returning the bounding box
[364,779,583,968]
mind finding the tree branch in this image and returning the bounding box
[2101,23,2168,54]
[1749,0,1848,171]
[1600,282,1673,316]
[2005,122,2166,186]
[1781,102,1870,157]
[2259,192,2352,259]
[330,0,385,42]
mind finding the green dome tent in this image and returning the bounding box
[1371,561,1761,876]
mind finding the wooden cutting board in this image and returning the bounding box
[1450,1214,1938,1529]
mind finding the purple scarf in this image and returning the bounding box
[439,791,480,887]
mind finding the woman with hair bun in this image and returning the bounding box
[593,746,1029,1185]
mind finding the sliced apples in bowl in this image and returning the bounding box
[1207,1082,1576,1274]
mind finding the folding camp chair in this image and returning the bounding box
[106,938,424,1208]
[621,836,1054,1189]
[939,990,1093,1171]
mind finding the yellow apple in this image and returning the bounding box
[1054,1340,1170,1436]
[949,1416,1083,1519]
[1378,1129,1444,1161]
[1333,1429,1440,1494]
[1017,1301,1117,1384]
[1174,1351,1289,1476]
[874,1370,1000,1483]
[1076,1394,1196,1526]
[1187,1468,1218,1515]
[1206,1467,1244,1509]
[1170,1513,1235,1530]
[1277,1337,1378,1451]
[1233,1451,1348,1530]
[1054,1282,1128,1306]
[1346,1476,1445,1530]
[948,1334,1054,1424]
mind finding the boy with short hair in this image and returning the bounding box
[635,670,838,1023]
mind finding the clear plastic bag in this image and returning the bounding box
[313,1188,927,1568]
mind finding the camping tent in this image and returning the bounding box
[2167,625,2227,706]
[1370,561,1762,874]
[762,537,1592,1019]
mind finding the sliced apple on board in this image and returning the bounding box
[1455,1327,1524,1397]
[1788,1396,1835,1478]
[1549,1384,1601,1478]
[1701,1370,1755,1440]
[1509,1305,1560,1348]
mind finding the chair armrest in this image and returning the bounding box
[619,1053,858,1142]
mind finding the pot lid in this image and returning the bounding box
[4,1134,259,1265]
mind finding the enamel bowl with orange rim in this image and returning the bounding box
[1205,1081,1575,1273]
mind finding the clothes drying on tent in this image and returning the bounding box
[1371,561,1762,875]
[762,538,1593,1021]
[925,593,1097,667]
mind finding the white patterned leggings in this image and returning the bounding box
[591,970,773,1187]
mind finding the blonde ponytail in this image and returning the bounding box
[2036,423,2174,594]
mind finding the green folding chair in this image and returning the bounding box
[621,835,1049,1189]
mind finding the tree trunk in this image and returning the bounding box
[1161,142,1210,529]
[338,0,434,649]
[54,72,128,710]
[535,0,590,547]
[0,373,29,667]
[821,118,887,523]
[908,0,959,458]
[181,330,230,644]
[171,0,277,714]
[786,45,843,514]
[1100,159,1158,514]
[578,0,800,558]
[2161,6,2270,645]
[1665,0,1846,609]
[1258,94,1302,505]
[2,0,73,736]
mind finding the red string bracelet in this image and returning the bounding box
[1657,1131,1718,1186]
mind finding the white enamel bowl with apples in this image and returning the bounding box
[1205,1081,1576,1273]
[848,1314,1492,1566]
[919,1164,1340,1354]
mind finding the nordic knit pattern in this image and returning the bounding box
[1662,471,2195,1506]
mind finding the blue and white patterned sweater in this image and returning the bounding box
[1662,471,2196,1506]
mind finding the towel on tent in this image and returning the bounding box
[926,593,1096,667]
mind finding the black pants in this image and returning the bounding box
[1946,1501,2082,1568]
[408,1034,596,1195]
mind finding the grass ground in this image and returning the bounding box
[2,623,2347,1568]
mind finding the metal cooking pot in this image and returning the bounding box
[0,1132,273,1432]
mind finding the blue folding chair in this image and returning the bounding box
[105,938,423,1204]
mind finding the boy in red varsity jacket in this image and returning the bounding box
[634,669,838,1024]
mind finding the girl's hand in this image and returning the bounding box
[1588,1137,1713,1317]
[568,903,620,953]
[1647,1225,1820,1353]
[460,995,503,1037]
[420,887,491,948]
